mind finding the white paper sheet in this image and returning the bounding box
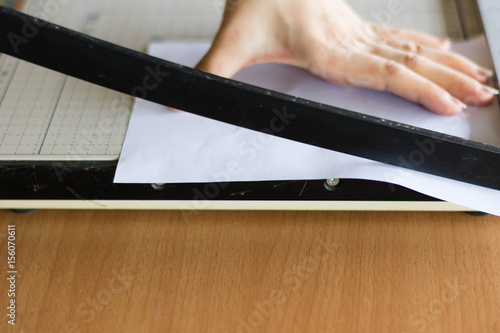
[115,36,500,215]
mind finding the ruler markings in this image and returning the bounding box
[0,58,19,106]
[15,64,51,154]
[37,75,68,154]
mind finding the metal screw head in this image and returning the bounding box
[326,178,340,186]
[151,183,166,190]
[324,178,340,191]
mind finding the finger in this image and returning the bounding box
[317,51,466,115]
[371,24,450,50]
[367,43,498,105]
[384,39,494,83]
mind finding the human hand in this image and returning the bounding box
[196,0,498,115]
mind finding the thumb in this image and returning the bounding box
[195,37,250,78]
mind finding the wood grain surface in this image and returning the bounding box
[0,209,499,333]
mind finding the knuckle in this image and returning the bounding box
[403,42,417,53]
[383,60,402,75]
[370,23,382,34]
[366,43,381,55]
[387,28,399,36]
[402,54,419,69]
[362,23,378,38]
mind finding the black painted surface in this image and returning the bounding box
[0,161,436,202]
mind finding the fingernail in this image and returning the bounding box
[481,85,499,95]
[449,95,467,110]
[476,67,494,79]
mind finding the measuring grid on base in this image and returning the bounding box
[0,0,221,161]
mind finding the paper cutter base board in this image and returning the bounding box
[0,0,494,211]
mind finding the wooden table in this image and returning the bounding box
[1,209,499,332]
